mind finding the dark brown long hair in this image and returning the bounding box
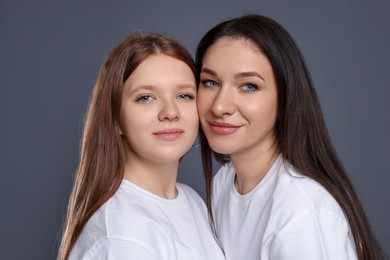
[58,32,196,260]
[196,14,386,260]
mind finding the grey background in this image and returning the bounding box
[1,0,389,259]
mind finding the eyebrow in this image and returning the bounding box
[128,83,196,95]
[128,85,156,95]
[201,67,265,82]
[200,67,217,76]
[177,83,197,91]
[234,71,265,82]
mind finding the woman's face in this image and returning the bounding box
[119,54,198,164]
[197,37,278,158]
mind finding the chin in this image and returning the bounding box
[208,142,235,155]
[158,146,192,160]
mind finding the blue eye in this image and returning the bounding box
[201,80,219,88]
[136,95,154,103]
[177,93,194,100]
[241,83,259,92]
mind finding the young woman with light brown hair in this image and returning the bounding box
[58,32,224,260]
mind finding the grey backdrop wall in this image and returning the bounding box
[1,0,389,259]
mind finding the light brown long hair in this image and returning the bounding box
[196,15,386,260]
[58,32,197,260]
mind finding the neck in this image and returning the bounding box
[123,157,179,199]
[231,141,279,195]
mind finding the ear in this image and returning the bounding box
[115,121,123,135]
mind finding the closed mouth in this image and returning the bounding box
[208,121,240,135]
[153,129,184,141]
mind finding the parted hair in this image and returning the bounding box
[196,14,386,260]
[58,32,197,260]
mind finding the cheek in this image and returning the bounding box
[120,108,150,133]
[243,98,278,125]
[196,91,212,116]
[183,104,200,126]
[190,118,200,135]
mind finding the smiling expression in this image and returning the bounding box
[197,37,278,158]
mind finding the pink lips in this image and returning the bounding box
[153,128,184,141]
[208,121,240,135]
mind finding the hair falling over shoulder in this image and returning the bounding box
[196,14,387,260]
[57,32,196,260]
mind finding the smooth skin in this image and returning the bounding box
[197,37,278,194]
[120,54,199,199]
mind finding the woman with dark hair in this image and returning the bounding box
[58,32,225,260]
[196,14,386,259]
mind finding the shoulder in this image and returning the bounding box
[262,162,356,258]
[263,199,356,259]
[212,162,234,194]
[274,163,346,218]
[71,186,172,258]
[69,237,159,260]
[176,182,200,197]
[176,182,207,211]
[103,186,173,240]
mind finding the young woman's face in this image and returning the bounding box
[197,37,278,157]
[120,54,198,164]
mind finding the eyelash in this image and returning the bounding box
[177,93,195,100]
[135,94,154,103]
[240,83,259,92]
[135,93,195,103]
[201,79,259,92]
[201,79,219,88]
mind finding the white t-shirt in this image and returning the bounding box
[212,155,357,260]
[69,179,225,260]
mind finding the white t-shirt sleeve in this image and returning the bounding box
[267,209,357,260]
[82,238,159,260]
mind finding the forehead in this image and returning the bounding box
[209,36,261,54]
[203,37,266,63]
[131,54,192,76]
[202,37,273,78]
[124,54,196,91]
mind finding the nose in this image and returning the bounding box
[210,86,235,117]
[158,99,180,121]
